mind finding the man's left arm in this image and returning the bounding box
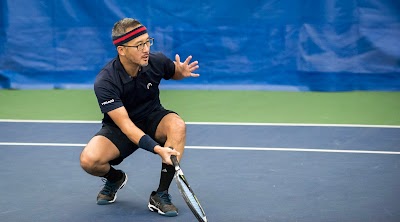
[172,54,200,80]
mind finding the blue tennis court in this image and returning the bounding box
[1,120,399,222]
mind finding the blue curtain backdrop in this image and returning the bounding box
[0,0,399,91]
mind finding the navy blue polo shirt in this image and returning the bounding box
[94,52,175,126]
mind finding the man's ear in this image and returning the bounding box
[117,46,125,56]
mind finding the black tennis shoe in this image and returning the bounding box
[148,191,178,217]
[96,170,128,205]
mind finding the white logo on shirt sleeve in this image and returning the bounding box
[101,99,115,106]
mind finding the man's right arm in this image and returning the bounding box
[108,106,145,145]
[107,106,179,164]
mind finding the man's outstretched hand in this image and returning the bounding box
[173,54,200,80]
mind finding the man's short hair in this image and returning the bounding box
[112,18,142,39]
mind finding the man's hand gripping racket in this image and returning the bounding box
[170,154,208,222]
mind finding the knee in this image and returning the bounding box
[80,150,98,172]
[172,116,186,135]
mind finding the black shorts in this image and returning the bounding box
[94,108,177,165]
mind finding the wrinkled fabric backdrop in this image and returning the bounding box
[0,0,399,91]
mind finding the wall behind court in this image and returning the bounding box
[0,0,399,91]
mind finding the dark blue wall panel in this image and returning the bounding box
[0,0,399,91]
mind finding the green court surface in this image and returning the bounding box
[0,89,399,125]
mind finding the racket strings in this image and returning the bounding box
[179,181,205,216]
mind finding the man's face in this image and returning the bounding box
[119,27,151,67]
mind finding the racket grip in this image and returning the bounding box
[170,155,179,167]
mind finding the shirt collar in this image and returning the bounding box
[116,56,150,84]
[115,56,132,84]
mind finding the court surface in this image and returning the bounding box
[1,120,399,222]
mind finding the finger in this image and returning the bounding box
[164,159,173,165]
[171,150,181,156]
[175,54,180,63]
[167,147,180,155]
[188,61,199,68]
[190,73,200,77]
[183,55,192,65]
[189,65,200,72]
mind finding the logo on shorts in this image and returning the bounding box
[101,99,114,106]
[147,83,153,89]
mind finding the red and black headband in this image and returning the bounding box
[112,25,147,46]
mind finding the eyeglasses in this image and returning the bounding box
[122,38,154,51]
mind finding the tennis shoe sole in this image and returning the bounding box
[148,203,178,217]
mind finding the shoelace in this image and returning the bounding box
[100,178,118,195]
[158,192,172,204]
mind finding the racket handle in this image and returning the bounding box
[170,155,179,167]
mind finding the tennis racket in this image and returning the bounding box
[170,155,208,222]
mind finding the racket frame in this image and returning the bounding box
[171,155,207,222]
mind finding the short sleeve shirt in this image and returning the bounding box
[94,52,175,126]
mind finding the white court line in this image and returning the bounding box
[0,142,86,147]
[0,142,399,155]
[0,119,100,124]
[186,122,400,128]
[0,119,399,128]
[186,146,400,155]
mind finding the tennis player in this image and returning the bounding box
[79,18,199,217]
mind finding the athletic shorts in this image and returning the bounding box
[94,107,177,165]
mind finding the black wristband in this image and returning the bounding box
[139,134,159,153]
